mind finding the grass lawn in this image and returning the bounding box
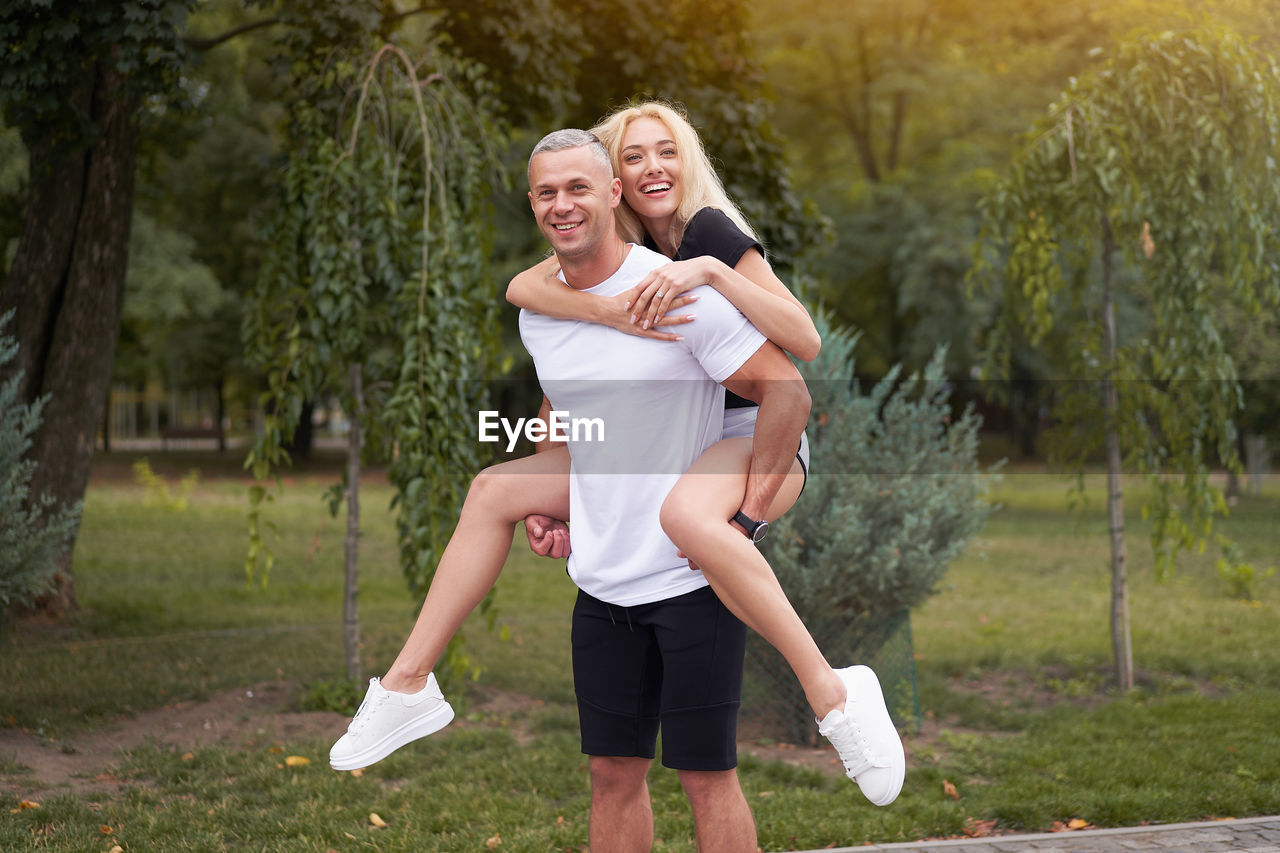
[2,450,1278,851]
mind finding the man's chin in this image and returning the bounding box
[548,239,589,259]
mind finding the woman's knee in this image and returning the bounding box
[659,484,712,548]
[463,463,526,522]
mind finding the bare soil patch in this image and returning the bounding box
[0,681,345,799]
[4,668,1142,801]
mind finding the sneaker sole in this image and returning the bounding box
[329,700,456,771]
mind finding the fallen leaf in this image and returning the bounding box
[369,813,388,829]
[268,746,284,754]
[17,800,40,810]
[349,768,364,778]
[486,833,501,849]
[1068,818,1090,830]
[284,755,310,767]
[555,816,566,827]
[100,825,115,835]
[107,845,123,853]
[942,780,960,799]
[181,752,194,762]
[964,818,997,837]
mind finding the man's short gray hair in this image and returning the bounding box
[527,129,612,181]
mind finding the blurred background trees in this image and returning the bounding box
[2,0,1277,628]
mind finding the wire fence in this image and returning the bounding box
[741,608,920,746]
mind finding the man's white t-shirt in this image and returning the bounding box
[518,244,766,606]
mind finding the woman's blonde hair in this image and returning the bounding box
[590,100,760,251]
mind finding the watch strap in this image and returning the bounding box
[732,510,766,542]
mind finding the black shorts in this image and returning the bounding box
[571,585,747,771]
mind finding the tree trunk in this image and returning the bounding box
[215,375,226,453]
[343,363,364,683]
[1100,214,1133,691]
[0,65,141,615]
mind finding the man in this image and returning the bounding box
[518,128,811,853]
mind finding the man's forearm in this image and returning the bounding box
[739,381,811,521]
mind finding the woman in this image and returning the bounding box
[330,102,904,806]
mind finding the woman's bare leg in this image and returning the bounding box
[379,447,572,694]
[658,438,847,719]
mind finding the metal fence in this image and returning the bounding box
[740,609,920,746]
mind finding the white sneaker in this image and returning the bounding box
[817,665,905,806]
[329,673,455,771]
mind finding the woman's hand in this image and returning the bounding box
[629,257,720,331]
[607,285,697,341]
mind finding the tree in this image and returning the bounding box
[245,2,505,683]
[1,0,823,621]
[0,312,81,629]
[971,25,1280,689]
[0,0,192,613]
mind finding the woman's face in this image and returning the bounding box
[618,116,683,225]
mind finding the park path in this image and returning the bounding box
[792,816,1280,853]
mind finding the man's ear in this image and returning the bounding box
[609,177,622,209]
[528,190,536,210]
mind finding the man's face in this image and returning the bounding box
[528,147,621,261]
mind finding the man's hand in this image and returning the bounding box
[524,514,571,559]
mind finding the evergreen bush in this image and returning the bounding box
[763,313,994,620]
[0,311,81,621]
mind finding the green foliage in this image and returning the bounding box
[299,677,363,715]
[971,25,1280,584]
[115,211,231,387]
[0,312,80,612]
[244,27,506,685]
[763,313,994,620]
[431,0,821,272]
[0,0,193,147]
[0,122,24,280]
[130,458,199,511]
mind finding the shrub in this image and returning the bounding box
[0,311,81,619]
[763,313,995,620]
[746,313,995,739]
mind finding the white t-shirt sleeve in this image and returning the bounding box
[681,285,767,383]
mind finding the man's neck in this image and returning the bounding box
[559,236,631,291]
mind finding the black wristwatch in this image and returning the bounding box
[732,510,770,544]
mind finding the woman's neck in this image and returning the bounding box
[641,213,678,257]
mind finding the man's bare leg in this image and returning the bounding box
[589,756,654,853]
[679,768,757,853]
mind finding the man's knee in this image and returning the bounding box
[677,768,742,806]
[590,755,651,796]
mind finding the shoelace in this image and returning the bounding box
[346,679,389,736]
[824,716,889,779]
